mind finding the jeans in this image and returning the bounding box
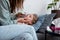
[0,24,38,40]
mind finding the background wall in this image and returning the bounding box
[23,0,52,16]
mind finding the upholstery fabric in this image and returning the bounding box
[38,13,56,32]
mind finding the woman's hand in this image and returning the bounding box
[17,14,38,25]
[17,17,32,25]
[17,18,24,23]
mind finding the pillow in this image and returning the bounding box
[52,18,60,27]
[33,14,47,31]
[38,13,56,32]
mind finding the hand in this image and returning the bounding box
[24,14,38,25]
[17,18,25,23]
[17,14,38,25]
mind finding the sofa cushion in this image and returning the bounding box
[38,13,56,33]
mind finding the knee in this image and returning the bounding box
[27,25,35,30]
[30,26,34,29]
[13,33,33,40]
[28,26,35,31]
[22,33,33,40]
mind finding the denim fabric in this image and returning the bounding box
[13,33,33,40]
[0,24,38,40]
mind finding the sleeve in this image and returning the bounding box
[0,0,17,25]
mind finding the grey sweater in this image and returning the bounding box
[0,0,16,25]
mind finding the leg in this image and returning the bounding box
[0,24,38,40]
[13,33,33,40]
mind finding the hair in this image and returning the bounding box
[9,0,24,13]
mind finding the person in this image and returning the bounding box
[0,0,38,40]
[16,13,38,25]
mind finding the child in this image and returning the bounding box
[15,13,38,25]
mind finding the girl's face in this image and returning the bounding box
[24,14,37,25]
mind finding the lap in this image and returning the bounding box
[0,24,33,39]
[13,33,33,40]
